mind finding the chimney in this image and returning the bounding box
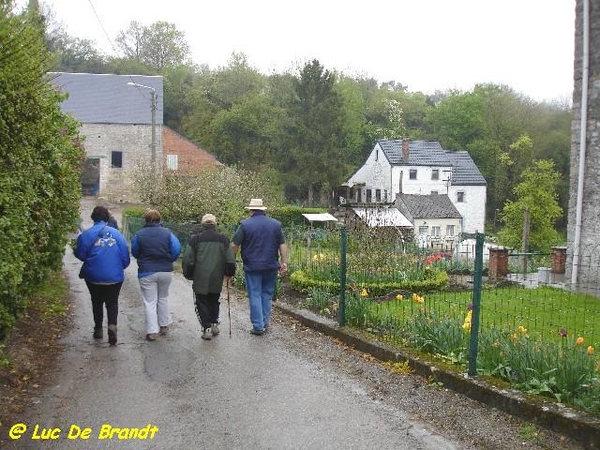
[402,138,410,159]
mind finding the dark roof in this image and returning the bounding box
[48,72,164,125]
[379,139,449,166]
[444,150,487,186]
[395,194,462,220]
[378,139,487,186]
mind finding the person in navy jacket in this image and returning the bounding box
[131,209,181,342]
[231,198,288,335]
[75,205,131,346]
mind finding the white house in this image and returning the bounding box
[342,139,487,236]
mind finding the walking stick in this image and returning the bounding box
[227,278,232,337]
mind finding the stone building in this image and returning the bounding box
[51,72,218,201]
[566,0,600,287]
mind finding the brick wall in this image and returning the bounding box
[162,127,219,173]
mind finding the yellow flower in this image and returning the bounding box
[462,310,472,332]
[360,288,368,297]
[517,326,527,335]
[587,346,595,356]
[576,337,584,346]
[396,294,403,301]
[510,333,518,342]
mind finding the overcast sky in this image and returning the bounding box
[20,0,576,102]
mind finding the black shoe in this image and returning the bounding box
[250,328,265,336]
[93,327,103,339]
[108,324,117,346]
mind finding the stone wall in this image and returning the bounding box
[566,0,600,285]
[80,123,162,202]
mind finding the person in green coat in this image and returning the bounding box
[182,214,236,340]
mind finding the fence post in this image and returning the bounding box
[468,232,484,376]
[338,225,347,326]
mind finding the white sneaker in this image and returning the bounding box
[201,328,212,340]
[211,323,220,336]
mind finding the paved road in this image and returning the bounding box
[0,203,463,450]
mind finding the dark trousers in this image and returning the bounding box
[86,281,123,328]
[194,293,221,330]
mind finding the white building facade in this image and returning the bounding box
[344,139,487,235]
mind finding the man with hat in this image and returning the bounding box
[182,213,236,340]
[232,198,288,335]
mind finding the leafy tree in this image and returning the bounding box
[162,64,200,131]
[209,93,282,170]
[116,20,190,70]
[498,160,562,252]
[282,60,347,206]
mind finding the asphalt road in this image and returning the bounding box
[0,202,464,450]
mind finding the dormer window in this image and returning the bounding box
[432,169,439,180]
[409,169,417,180]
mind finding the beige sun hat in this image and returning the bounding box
[201,213,217,224]
[245,198,267,210]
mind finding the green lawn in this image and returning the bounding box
[365,285,600,348]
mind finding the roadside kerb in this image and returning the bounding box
[274,301,600,450]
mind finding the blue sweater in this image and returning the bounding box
[131,223,181,277]
[233,212,285,272]
[75,221,131,283]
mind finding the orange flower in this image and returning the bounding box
[576,337,584,346]
[396,294,403,301]
[587,346,595,356]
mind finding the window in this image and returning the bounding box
[166,154,178,171]
[431,226,441,237]
[384,190,388,202]
[446,225,455,237]
[111,151,122,168]
[375,189,381,202]
[418,226,429,235]
[431,191,438,195]
[431,169,439,180]
[409,169,417,180]
[375,149,379,161]
[457,191,465,203]
[366,189,372,203]
[356,189,362,203]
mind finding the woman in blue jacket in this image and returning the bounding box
[131,209,181,342]
[75,206,131,346]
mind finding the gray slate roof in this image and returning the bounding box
[48,72,164,125]
[378,139,486,186]
[395,194,462,221]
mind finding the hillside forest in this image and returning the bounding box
[39,2,572,235]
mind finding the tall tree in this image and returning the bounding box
[116,21,190,70]
[282,60,347,206]
[498,160,562,252]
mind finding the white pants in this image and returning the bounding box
[139,272,173,334]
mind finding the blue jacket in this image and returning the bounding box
[75,221,131,283]
[131,223,181,277]
[232,211,285,272]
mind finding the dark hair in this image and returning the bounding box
[91,206,110,222]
